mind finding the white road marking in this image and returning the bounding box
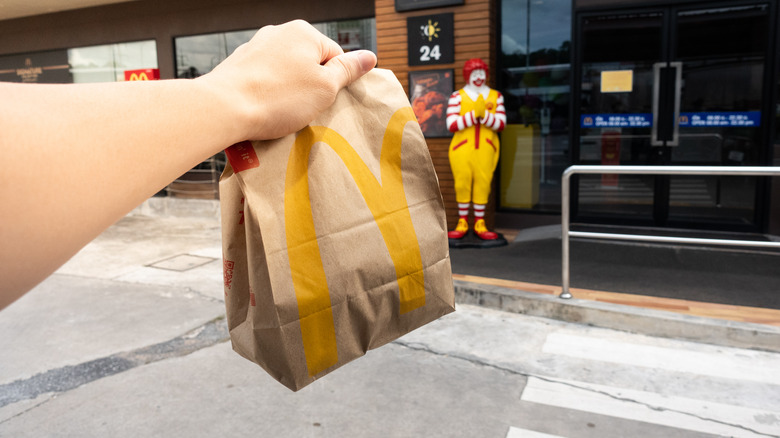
[521,376,778,438]
[542,332,780,385]
[505,426,567,438]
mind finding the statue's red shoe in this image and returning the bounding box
[474,219,498,240]
[448,218,469,239]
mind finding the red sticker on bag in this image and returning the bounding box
[223,259,235,291]
[225,141,259,173]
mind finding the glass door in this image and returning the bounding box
[668,4,768,228]
[574,3,771,231]
[577,10,665,224]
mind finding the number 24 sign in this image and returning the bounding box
[407,13,454,66]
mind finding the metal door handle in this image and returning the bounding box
[651,62,664,146]
[668,61,682,146]
[652,61,683,146]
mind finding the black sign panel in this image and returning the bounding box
[396,0,464,12]
[407,13,454,66]
[0,50,72,83]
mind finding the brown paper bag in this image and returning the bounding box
[220,68,454,391]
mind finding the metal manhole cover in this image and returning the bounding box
[148,254,216,272]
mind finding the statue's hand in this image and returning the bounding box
[474,95,486,119]
[465,110,478,127]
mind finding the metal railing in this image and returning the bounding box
[165,152,227,199]
[561,165,780,299]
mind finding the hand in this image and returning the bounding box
[474,95,486,119]
[200,20,377,141]
[465,110,479,127]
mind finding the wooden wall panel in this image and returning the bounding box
[375,0,497,229]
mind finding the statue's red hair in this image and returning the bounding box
[463,58,488,83]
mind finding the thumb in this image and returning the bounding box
[324,50,377,89]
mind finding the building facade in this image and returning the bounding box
[1,0,778,236]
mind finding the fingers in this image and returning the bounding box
[319,36,345,65]
[323,50,377,89]
[271,20,376,89]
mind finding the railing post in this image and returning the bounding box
[558,165,780,299]
[560,168,573,299]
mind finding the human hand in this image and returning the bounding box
[200,20,377,141]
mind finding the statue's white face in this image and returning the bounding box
[469,69,486,87]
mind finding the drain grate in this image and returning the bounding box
[148,254,216,272]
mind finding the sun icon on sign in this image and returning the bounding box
[421,19,440,41]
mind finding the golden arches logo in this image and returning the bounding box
[127,72,149,81]
[284,107,426,376]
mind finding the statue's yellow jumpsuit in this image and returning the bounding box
[446,85,505,239]
[449,89,502,206]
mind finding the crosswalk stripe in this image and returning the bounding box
[505,427,566,438]
[521,377,777,437]
[542,333,780,385]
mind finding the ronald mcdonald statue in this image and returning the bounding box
[447,58,506,241]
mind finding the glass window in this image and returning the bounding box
[175,19,376,79]
[498,0,571,212]
[0,40,157,84]
[172,19,377,198]
[68,41,157,83]
[0,49,72,83]
[175,30,257,78]
[312,19,376,53]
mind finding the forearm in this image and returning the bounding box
[0,78,243,305]
[0,19,377,309]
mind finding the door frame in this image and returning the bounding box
[569,0,778,233]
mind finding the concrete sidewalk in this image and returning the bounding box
[1,199,779,437]
[129,197,780,351]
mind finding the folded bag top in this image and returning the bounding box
[220,68,455,391]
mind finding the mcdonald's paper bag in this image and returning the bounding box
[220,68,455,391]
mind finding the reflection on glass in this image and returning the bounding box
[499,0,571,212]
[313,19,376,53]
[574,5,768,230]
[668,5,767,226]
[576,12,663,221]
[175,19,376,79]
[175,30,256,78]
[68,41,157,83]
[173,19,377,180]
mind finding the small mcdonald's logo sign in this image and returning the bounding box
[124,68,160,81]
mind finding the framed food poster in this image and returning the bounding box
[409,69,453,138]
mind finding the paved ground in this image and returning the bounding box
[450,225,780,310]
[1,207,779,437]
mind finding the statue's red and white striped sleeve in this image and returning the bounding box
[446,91,475,133]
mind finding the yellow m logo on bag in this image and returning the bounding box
[284,107,426,376]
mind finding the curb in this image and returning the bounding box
[454,279,780,353]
